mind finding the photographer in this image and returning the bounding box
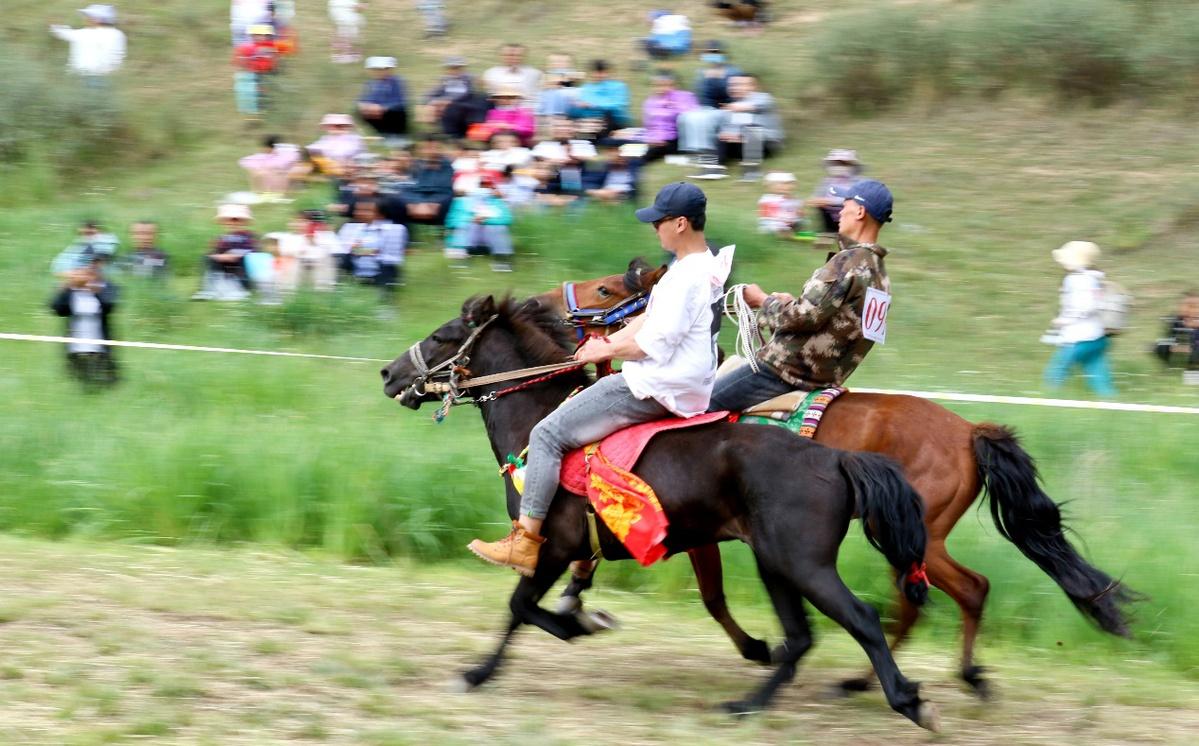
[49,256,119,388]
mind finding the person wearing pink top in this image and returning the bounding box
[481,87,536,145]
[238,134,300,200]
[640,71,698,163]
[307,113,364,171]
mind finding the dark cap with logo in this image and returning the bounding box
[635,181,708,224]
[830,180,893,224]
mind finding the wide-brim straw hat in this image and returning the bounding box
[822,148,861,166]
[1052,241,1100,271]
[217,203,254,222]
[492,85,525,100]
[320,113,355,127]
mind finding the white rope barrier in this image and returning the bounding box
[0,333,391,364]
[2,331,1197,414]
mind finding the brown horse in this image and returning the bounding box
[545,258,1139,696]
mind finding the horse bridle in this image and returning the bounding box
[404,314,499,400]
[560,281,650,341]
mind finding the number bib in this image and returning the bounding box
[862,287,891,344]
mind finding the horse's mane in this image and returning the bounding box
[491,296,577,366]
[623,257,654,293]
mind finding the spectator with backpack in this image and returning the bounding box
[1043,241,1117,397]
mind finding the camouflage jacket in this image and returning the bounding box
[755,239,890,389]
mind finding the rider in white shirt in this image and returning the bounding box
[468,182,733,576]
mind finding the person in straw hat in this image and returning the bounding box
[193,204,259,301]
[1043,240,1116,397]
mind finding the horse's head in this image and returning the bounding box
[537,258,668,337]
[381,295,500,409]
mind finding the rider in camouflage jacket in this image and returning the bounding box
[756,236,889,389]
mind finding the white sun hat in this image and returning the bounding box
[1052,240,1100,271]
[216,203,254,222]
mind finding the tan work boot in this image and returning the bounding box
[467,522,545,577]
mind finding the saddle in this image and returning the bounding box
[739,387,847,439]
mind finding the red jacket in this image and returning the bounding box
[235,41,278,74]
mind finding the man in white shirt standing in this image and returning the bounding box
[469,182,735,576]
[50,5,126,82]
[482,43,542,103]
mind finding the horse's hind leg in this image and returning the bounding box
[722,560,814,715]
[798,567,938,730]
[838,572,921,694]
[690,545,772,664]
[925,540,991,697]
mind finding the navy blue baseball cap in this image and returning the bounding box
[635,181,708,224]
[831,179,893,224]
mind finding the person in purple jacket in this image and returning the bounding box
[640,70,698,163]
[357,57,409,139]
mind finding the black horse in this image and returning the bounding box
[381,295,940,729]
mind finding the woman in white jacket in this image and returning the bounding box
[1044,240,1116,397]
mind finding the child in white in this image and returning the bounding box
[757,171,802,235]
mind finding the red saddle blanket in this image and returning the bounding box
[558,410,730,566]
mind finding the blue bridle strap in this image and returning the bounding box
[561,282,650,340]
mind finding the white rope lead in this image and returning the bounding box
[722,284,762,373]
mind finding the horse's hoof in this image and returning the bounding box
[962,665,992,700]
[576,608,619,633]
[916,701,941,732]
[720,699,760,718]
[556,595,582,615]
[837,676,874,694]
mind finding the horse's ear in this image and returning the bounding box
[644,264,669,289]
[462,295,497,326]
[478,295,497,317]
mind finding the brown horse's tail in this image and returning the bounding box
[972,424,1140,637]
[839,452,930,606]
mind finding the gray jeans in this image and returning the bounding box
[521,373,669,519]
[707,359,798,412]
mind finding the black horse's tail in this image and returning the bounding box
[973,424,1139,637]
[839,452,929,606]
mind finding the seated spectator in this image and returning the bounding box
[482,42,543,101]
[806,149,865,233]
[536,54,583,124]
[377,148,416,202]
[358,56,409,140]
[335,200,407,296]
[531,158,581,208]
[531,117,597,165]
[498,164,540,208]
[277,210,340,291]
[421,56,490,139]
[445,176,515,271]
[52,220,120,276]
[676,40,742,164]
[193,204,257,301]
[584,145,640,203]
[123,220,169,279]
[1155,291,1199,384]
[568,60,631,135]
[473,86,536,146]
[636,70,698,163]
[643,10,692,59]
[450,141,486,195]
[482,132,532,172]
[330,171,397,223]
[238,134,301,202]
[757,171,802,235]
[49,256,119,388]
[395,137,456,229]
[233,23,280,118]
[715,74,783,177]
[306,114,365,176]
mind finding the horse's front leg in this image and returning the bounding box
[512,558,614,641]
[556,559,598,614]
[459,613,521,690]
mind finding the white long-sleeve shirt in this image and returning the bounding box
[50,25,126,76]
[624,245,735,417]
[1055,269,1106,344]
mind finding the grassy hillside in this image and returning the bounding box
[1,0,1198,676]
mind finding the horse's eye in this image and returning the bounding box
[597,287,612,298]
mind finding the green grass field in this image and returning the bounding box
[2,0,1198,717]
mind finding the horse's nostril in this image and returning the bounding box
[380,368,391,383]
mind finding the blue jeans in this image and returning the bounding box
[1044,336,1116,397]
[520,373,669,519]
[707,360,797,412]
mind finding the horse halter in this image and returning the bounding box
[561,281,650,341]
[404,314,499,401]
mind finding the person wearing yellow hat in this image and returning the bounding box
[234,24,279,117]
[1043,240,1116,397]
